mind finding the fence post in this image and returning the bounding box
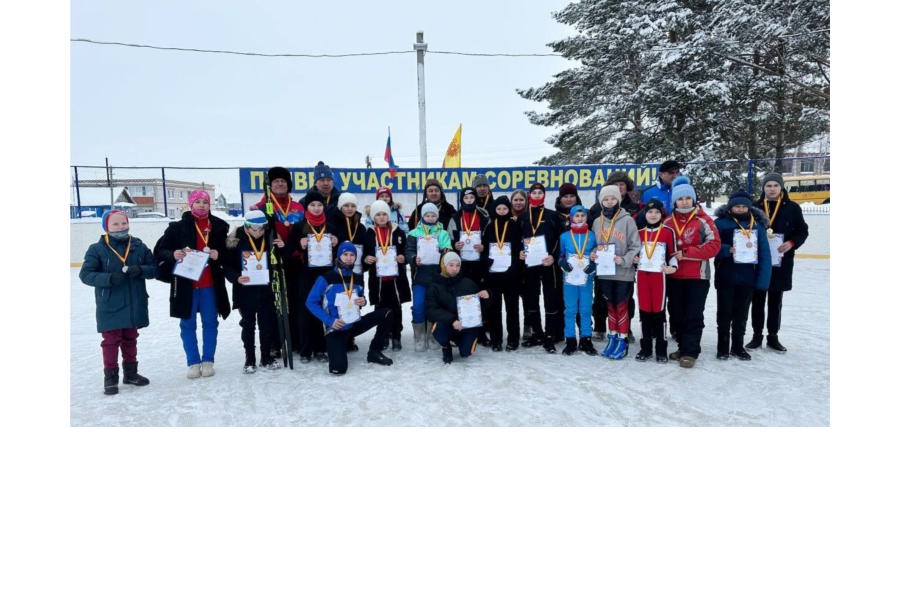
[162,167,168,216]
[73,166,82,218]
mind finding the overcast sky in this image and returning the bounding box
[70,0,574,181]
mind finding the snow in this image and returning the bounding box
[70,259,829,426]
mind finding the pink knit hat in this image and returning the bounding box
[188,189,210,207]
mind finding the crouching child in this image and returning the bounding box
[426,252,491,364]
[305,241,394,375]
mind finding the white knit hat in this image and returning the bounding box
[337,192,358,209]
[369,200,391,217]
[598,185,622,203]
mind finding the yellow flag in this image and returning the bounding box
[442,124,462,168]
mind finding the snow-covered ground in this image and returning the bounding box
[70,259,829,426]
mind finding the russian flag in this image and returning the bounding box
[384,131,399,178]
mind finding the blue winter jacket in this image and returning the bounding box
[557,228,598,283]
[641,181,673,215]
[305,261,366,332]
[713,206,772,290]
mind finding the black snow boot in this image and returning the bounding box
[562,337,578,355]
[635,337,653,361]
[391,337,402,351]
[655,338,668,363]
[543,334,557,354]
[767,335,787,353]
[731,332,751,360]
[122,362,150,386]
[579,337,598,356]
[716,330,730,360]
[366,350,394,366]
[442,345,453,364]
[746,332,763,349]
[104,367,119,395]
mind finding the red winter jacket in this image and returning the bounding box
[663,208,720,281]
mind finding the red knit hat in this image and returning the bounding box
[375,187,393,201]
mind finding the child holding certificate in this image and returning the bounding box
[662,180,721,368]
[481,195,523,351]
[363,200,411,350]
[712,191,772,361]
[518,182,563,353]
[633,200,678,362]
[154,190,231,379]
[305,242,394,375]
[426,252,491,364]
[288,191,337,363]
[447,186,489,286]
[558,205,598,356]
[590,185,640,360]
[223,210,285,373]
[405,202,452,351]
[80,210,155,394]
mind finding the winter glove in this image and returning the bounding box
[125,265,142,278]
[109,270,125,285]
[560,259,573,272]
[584,261,597,275]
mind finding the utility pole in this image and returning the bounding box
[414,31,428,168]
[105,156,114,209]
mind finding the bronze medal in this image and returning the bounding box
[256,264,262,270]
[746,241,753,248]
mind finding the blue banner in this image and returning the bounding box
[239,165,661,195]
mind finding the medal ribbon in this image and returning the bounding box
[643,226,662,260]
[764,192,783,229]
[569,230,589,260]
[462,212,477,237]
[338,269,354,300]
[247,233,266,262]
[494,219,509,251]
[376,225,392,255]
[270,192,290,219]
[104,235,132,264]
[346,215,359,242]
[194,222,210,248]
[310,224,326,242]
[599,209,621,244]
[528,206,544,246]
[670,208,697,241]
[733,214,756,240]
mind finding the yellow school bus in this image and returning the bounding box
[783,174,830,204]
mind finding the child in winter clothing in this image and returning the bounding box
[713,191,772,360]
[305,241,394,375]
[288,191,337,363]
[591,185,641,359]
[447,186,489,288]
[364,187,408,233]
[481,195,523,351]
[405,202,452,351]
[426,252,491,364]
[154,190,231,379]
[223,210,285,373]
[662,180,721,368]
[632,200,678,362]
[80,210,156,394]
[363,200,411,350]
[558,205,598,355]
[518,182,564,353]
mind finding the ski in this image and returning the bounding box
[265,182,294,369]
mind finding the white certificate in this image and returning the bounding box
[241,251,270,285]
[524,235,548,267]
[353,244,364,274]
[767,233,784,267]
[489,243,512,273]
[733,233,758,264]
[638,241,667,273]
[307,234,333,267]
[375,247,399,277]
[417,236,440,265]
[334,292,361,325]
[173,249,209,282]
[460,231,481,261]
[565,255,588,286]
[594,244,617,276]
[456,294,483,329]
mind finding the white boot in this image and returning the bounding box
[200,361,215,377]
[413,323,426,352]
[423,322,432,349]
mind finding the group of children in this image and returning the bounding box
[80,167,801,393]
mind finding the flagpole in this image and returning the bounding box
[414,31,428,168]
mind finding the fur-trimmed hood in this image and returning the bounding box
[714,204,769,228]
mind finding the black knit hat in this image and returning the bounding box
[645,199,665,214]
[491,194,511,217]
[304,189,326,208]
[762,173,785,188]
[529,182,546,193]
[727,190,753,210]
[267,166,292,190]
[659,160,681,173]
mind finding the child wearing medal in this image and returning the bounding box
[558,205,599,355]
[305,241,394,375]
[448,186,489,286]
[426,252,491,364]
[712,191,772,361]
[223,210,286,373]
[405,202,452,351]
[80,210,156,394]
[633,200,678,362]
[154,190,231,378]
[288,191,337,363]
[363,200,411,351]
[590,185,641,360]
[661,180,721,368]
[480,195,523,351]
